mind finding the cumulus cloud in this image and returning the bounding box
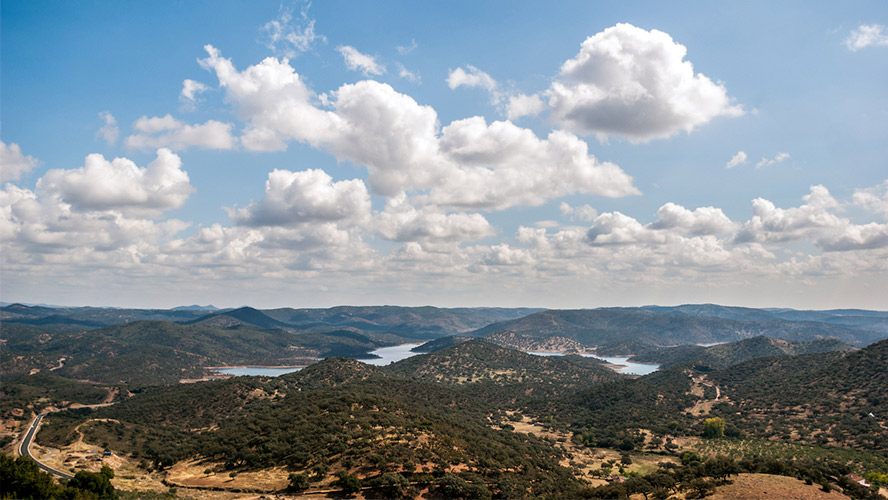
[650,202,736,235]
[547,23,743,142]
[447,65,498,92]
[507,93,545,121]
[228,168,370,227]
[36,148,194,217]
[587,211,664,246]
[755,152,790,168]
[337,45,385,75]
[560,202,598,222]
[447,65,504,106]
[733,184,888,251]
[259,2,326,58]
[853,179,888,220]
[430,118,640,209]
[198,45,338,152]
[0,140,40,183]
[375,194,494,242]
[845,24,888,51]
[125,114,235,150]
[726,151,747,169]
[198,47,639,207]
[96,111,119,145]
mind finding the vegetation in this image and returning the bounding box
[4,303,888,498]
[471,307,883,346]
[625,336,856,369]
[0,452,117,499]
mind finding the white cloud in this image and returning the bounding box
[733,184,888,251]
[337,45,385,76]
[853,179,888,220]
[546,23,743,142]
[587,211,664,246]
[726,150,747,169]
[228,168,370,227]
[0,140,40,183]
[480,243,535,267]
[198,45,338,152]
[431,118,640,209]
[96,111,119,146]
[560,202,598,222]
[650,202,736,235]
[447,65,498,92]
[755,152,790,168]
[125,114,235,150]
[845,24,888,51]
[375,194,494,242]
[396,62,421,84]
[179,79,211,110]
[36,148,194,217]
[507,93,545,121]
[259,2,326,58]
[198,48,639,208]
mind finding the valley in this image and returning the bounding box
[2,303,887,499]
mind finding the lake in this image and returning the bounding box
[214,366,303,377]
[215,344,658,377]
[525,351,660,376]
[363,344,424,366]
[214,343,424,376]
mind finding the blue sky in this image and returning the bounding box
[1,1,887,309]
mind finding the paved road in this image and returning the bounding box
[18,413,74,480]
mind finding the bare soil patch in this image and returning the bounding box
[509,415,678,481]
[165,459,289,492]
[707,473,850,500]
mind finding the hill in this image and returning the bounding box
[411,335,473,352]
[0,320,401,385]
[385,341,619,398]
[627,336,856,369]
[708,337,888,450]
[185,306,295,329]
[38,356,588,498]
[260,305,543,339]
[471,308,881,347]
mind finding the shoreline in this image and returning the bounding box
[206,363,312,370]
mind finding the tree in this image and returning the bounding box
[335,471,362,495]
[0,453,63,499]
[703,417,725,438]
[288,472,310,491]
[67,469,117,499]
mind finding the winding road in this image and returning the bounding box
[18,413,74,480]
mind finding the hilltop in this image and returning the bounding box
[386,340,620,399]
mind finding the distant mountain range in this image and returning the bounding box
[598,335,857,369]
[470,306,887,347]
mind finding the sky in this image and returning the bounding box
[1,1,887,310]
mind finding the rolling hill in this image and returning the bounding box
[625,336,856,369]
[471,308,882,347]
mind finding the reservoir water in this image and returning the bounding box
[214,366,303,377]
[363,344,424,366]
[214,343,424,376]
[525,352,660,376]
[215,344,658,377]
